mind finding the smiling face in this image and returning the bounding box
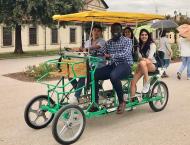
[92,28,102,39]
[110,24,122,41]
[124,29,132,38]
[140,31,149,43]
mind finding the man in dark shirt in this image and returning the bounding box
[94,23,133,114]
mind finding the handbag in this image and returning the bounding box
[154,51,165,67]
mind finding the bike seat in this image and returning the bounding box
[148,69,160,76]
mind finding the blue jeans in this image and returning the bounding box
[178,57,190,78]
[69,78,85,98]
[70,59,106,99]
[94,62,131,104]
[163,59,170,68]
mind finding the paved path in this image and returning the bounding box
[0,57,190,145]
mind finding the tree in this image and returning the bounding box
[0,0,83,54]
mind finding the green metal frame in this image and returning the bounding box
[36,55,165,119]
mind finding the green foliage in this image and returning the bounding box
[25,63,57,79]
[171,43,180,60]
[131,63,138,72]
[0,49,59,60]
[0,0,84,27]
[0,0,84,53]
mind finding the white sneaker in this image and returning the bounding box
[187,77,190,80]
[68,96,79,105]
[142,83,150,94]
[123,93,129,101]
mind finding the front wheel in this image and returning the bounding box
[24,95,55,129]
[149,81,169,112]
[52,105,85,145]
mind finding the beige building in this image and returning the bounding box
[0,0,108,53]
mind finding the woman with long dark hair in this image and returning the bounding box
[130,29,157,98]
[123,27,139,62]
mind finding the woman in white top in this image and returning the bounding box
[159,30,172,77]
[131,29,157,97]
[177,36,190,80]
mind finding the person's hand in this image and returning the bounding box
[104,53,111,58]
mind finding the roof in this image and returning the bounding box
[84,0,109,9]
[53,10,165,23]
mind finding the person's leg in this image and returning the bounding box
[178,57,187,74]
[142,59,156,93]
[139,60,149,83]
[75,78,86,99]
[94,64,113,103]
[68,78,78,89]
[162,59,170,77]
[177,57,187,79]
[186,57,190,79]
[110,63,131,114]
[110,63,131,104]
[131,70,143,97]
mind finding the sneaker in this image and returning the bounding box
[142,83,150,94]
[123,93,129,101]
[177,72,181,80]
[187,77,190,80]
[68,96,79,105]
[161,72,169,78]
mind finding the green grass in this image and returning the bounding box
[0,49,60,60]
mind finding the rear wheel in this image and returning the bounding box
[24,95,55,129]
[149,81,169,112]
[52,105,85,145]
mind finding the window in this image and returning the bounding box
[29,27,37,45]
[70,28,76,43]
[3,27,12,46]
[51,28,58,44]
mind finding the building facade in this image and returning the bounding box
[0,0,108,53]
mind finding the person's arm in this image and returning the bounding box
[93,39,106,49]
[148,43,156,60]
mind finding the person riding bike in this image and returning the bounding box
[94,23,133,114]
[69,24,106,104]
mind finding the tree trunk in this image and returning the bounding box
[14,24,23,54]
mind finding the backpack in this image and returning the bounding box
[154,51,165,67]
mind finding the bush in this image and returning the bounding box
[171,43,180,60]
[25,63,57,79]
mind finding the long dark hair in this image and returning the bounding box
[139,29,154,57]
[123,27,138,51]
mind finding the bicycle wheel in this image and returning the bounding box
[24,95,55,129]
[149,81,169,112]
[52,104,85,145]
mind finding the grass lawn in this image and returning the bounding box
[0,49,60,60]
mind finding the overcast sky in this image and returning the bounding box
[104,0,190,16]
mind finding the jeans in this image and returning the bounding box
[94,62,131,104]
[69,78,85,98]
[163,59,170,68]
[69,59,106,98]
[178,57,190,78]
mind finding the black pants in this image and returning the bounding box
[94,62,131,104]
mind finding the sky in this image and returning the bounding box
[104,0,190,16]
